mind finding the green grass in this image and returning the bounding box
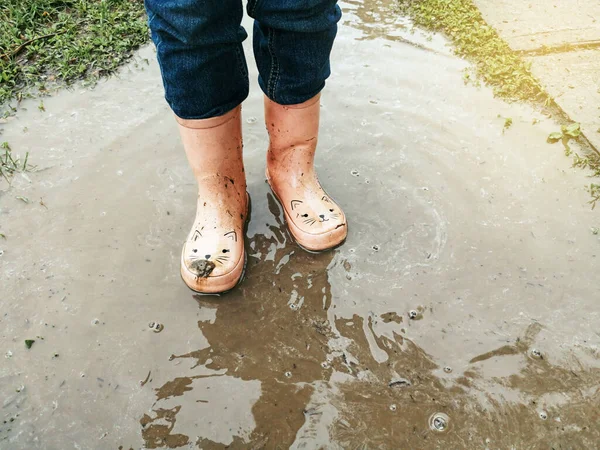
[0,0,149,116]
[0,141,34,184]
[396,0,600,205]
[396,0,547,103]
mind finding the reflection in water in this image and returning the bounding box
[141,193,337,447]
[318,320,600,448]
[139,193,600,448]
[341,0,451,55]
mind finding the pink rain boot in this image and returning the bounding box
[177,106,249,294]
[264,94,347,252]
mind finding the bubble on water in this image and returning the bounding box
[351,169,360,177]
[539,411,548,420]
[372,245,380,251]
[148,321,164,333]
[284,371,292,378]
[429,412,449,432]
[389,404,397,412]
[443,366,452,373]
[409,310,418,319]
[531,348,542,359]
[91,318,100,325]
[246,117,257,124]
[349,248,356,253]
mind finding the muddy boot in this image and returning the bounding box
[178,106,249,294]
[264,94,347,252]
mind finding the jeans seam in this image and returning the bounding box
[248,0,259,17]
[267,28,279,100]
[235,45,248,81]
[147,11,157,27]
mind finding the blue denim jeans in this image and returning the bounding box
[144,0,342,119]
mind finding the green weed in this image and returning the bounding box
[1,141,34,184]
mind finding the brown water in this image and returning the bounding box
[1,0,599,448]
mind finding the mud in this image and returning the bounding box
[1,0,600,448]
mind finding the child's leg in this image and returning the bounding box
[145,0,249,293]
[249,0,347,251]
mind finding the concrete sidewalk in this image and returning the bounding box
[474,0,600,151]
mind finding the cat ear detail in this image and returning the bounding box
[224,231,237,242]
[291,200,303,210]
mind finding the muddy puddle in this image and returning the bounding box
[1,0,599,448]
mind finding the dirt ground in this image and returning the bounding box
[1,0,599,448]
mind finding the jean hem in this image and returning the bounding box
[258,78,325,106]
[167,93,248,120]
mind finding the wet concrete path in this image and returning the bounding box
[1,1,599,448]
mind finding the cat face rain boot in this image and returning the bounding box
[264,94,347,252]
[177,106,249,294]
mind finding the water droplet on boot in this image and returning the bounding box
[429,412,449,432]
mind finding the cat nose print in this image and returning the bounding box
[205,254,211,259]
[319,214,325,219]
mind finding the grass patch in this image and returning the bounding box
[397,0,600,204]
[1,141,34,184]
[396,0,547,103]
[0,0,149,116]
